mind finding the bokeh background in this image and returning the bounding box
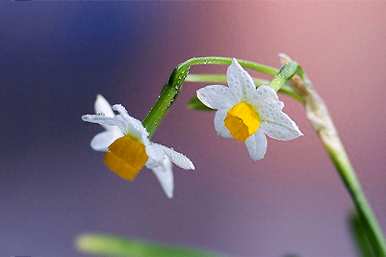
[1,1,385,257]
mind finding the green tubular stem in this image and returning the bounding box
[141,56,386,256]
[350,212,376,257]
[142,57,278,137]
[327,143,386,256]
[186,73,256,84]
[186,74,267,85]
[185,74,304,103]
[180,57,278,76]
[291,75,386,256]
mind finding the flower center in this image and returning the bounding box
[104,135,148,181]
[224,101,260,141]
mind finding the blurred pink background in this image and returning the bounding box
[1,1,385,257]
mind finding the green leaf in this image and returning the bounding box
[76,234,224,257]
[349,212,376,257]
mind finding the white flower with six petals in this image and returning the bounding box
[82,95,195,198]
[197,59,302,160]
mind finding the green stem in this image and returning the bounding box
[350,212,376,257]
[185,73,304,103]
[179,57,278,76]
[142,57,277,137]
[186,73,266,84]
[328,144,386,256]
[142,56,386,256]
[290,75,386,256]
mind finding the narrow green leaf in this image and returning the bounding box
[76,234,223,257]
[349,212,376,257]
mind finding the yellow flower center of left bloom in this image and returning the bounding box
[224,101,260,142]
[104,135,148,181]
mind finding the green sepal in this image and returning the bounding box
[187,96,214,111]
[270,61,299,91]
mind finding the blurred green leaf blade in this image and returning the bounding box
[350,212,376,257]
[76,234,224,257]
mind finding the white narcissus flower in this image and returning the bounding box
[197,59,302,160]
[82,95,195,198]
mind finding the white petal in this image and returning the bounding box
[93,95,117,131]
[250,85,282,107]
[214,110,231,138]
[82,114,127,133]
[256,85,279,100]
[112,105,145,132]
[145,143,166,167]
[151,158,174,198]
[227,58,256,98]
[90,130,122,152]
[249,86,284,118]
[261,111,303,141]
[112,104,149,141]
[245,130,267,161]
[94,94,114,117]
[196,85,236,110]
[154,144,195,170]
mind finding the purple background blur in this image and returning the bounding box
[1,1,386,257]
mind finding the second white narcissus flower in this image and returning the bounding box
[82,95,195,198]
[197,59,302,160]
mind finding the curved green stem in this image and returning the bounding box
[179,57,278,76]
[142,57,278,137]
[186,73,257,84]
[142,55,386,256]
[328,143,386,256]
[185,73,304,103]
[290,75,386,256]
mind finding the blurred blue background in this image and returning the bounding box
[1,1,386,257]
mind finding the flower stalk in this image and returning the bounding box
[185,74,304,103]
[289,74,386,256]
[142,57,278,137]
[142,56,385,255]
